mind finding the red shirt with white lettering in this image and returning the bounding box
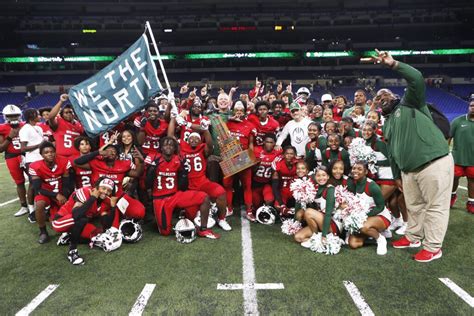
[180,142,207,180]
[247,114,280,146]
[71,154,93,188]
[29,157,71,193]
[134,117,169,155]
[89,158,135,196]
[179,115,210,143]
[253,147,282,184]
[0,122,24,158]
[57,186,111,218]
[146,153,183,198]
[271,157,297,189]
[226,119,256,150]
[52,117,84,157]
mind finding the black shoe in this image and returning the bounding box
[57,232,71,246]
[38,233,50,244]
[67,249,85,265]
[28,212,36,224]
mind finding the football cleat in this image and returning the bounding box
[14,207,28,217]
[246,212,256,223]
[217,219,232,231]
[197,228,220,239]
[28,212,36,224]
[57,232,71,246]
[67,249,85,265]
[413,249,442,263]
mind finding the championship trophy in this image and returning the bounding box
[210,115,258,178]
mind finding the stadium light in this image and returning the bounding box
[163,29,173,33]
[82,29,97,34]
[184,52,296,59]
[274,25,283,31]
[305,51,356,58]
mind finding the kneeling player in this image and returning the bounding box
[180,131,231,231]
[52,177,118,265]
[146,137,220,239]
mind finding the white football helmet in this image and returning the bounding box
[256,205,277,225]
[90,227,123,252]
[296,87,311,97]
[193,211,216,229]
[2,104,22,124]
[119,219,143,243]
[174,217,196,244]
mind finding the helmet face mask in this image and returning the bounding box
[174,218,196,244]
[119,219,143,243]
[90,227,123,252]
[3,104,22,126]
[256,205,277,225]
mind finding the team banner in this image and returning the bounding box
[69,33,161,137]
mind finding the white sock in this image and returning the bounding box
[468,198,474,202]
[452,192,457,195]
[28,204,35,214]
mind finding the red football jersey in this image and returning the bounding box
[29,157,71,193]
[71,154,93,188]
[89,158,135,195]
[147,153,183,198]
[0,122,24,158]
[52,117,84,157]
[57,187,111,218]
[226,119,256,150]
[134,117,169,155]
[271,157,297,188]
[38,122,52,139]
[179,115,210,143]
[253,147,282,184]
[180,142,207,180]
[247,114,280,146]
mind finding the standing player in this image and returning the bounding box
[247,101,280,147]
[29,142,72,244]
[180,131,232,231]
[48,94,84,159]
[222,101,256,221]
[146,137,220,239]
[449,100,474,213]
[73,140,145,222]
[52,177,118,265]
[0,104,28,216]
[252,133,282,208]
[135,101,171,156]
[19,108,45,222]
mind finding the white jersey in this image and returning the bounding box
[276,117,312,157]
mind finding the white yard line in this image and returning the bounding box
[240,208,259,315]
[343,281,375,316]
[0,181,29,207]
[217,283,285,290]
[459,186,468,191]
[439,278,474,308]
[129,284,156,316]
[15,284,59,316]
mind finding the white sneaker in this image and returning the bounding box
[57,232,71,246]
[14,207,28,217]
[380,229,392,239]
[377,235,387,255]
[395,222,407,235]
[218,219,232,231]
[67,249,84,265]
[301,233,317,248]
[389,217,403,231]
[226,207,233,217]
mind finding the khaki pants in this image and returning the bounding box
[401,154,454,252]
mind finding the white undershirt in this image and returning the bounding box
[19,123,44,163]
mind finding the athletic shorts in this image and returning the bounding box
[454,165,474,178]
[5,155,25,185]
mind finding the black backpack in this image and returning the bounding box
[426,103,451,139]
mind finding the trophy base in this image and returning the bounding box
[220,149,258,178]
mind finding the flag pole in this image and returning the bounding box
[145,21,171,92]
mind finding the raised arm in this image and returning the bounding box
[48,94,69,131]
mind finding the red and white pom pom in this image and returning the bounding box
[281,219,303,236]
[290,177,317,206]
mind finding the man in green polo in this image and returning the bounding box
[371,49,453,263]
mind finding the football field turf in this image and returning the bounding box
[0,160,473,315]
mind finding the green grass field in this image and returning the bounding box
[0,160,473,315]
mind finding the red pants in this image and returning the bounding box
[34,194,60,220]
[222,168,252,208]
[52,214,102,239]
[121,193,145,219]
[6,156,25,185]
[189,178,225,199]
[252,183,274,207]
[153,191,207,236]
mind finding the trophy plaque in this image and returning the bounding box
[210,115,258,178]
